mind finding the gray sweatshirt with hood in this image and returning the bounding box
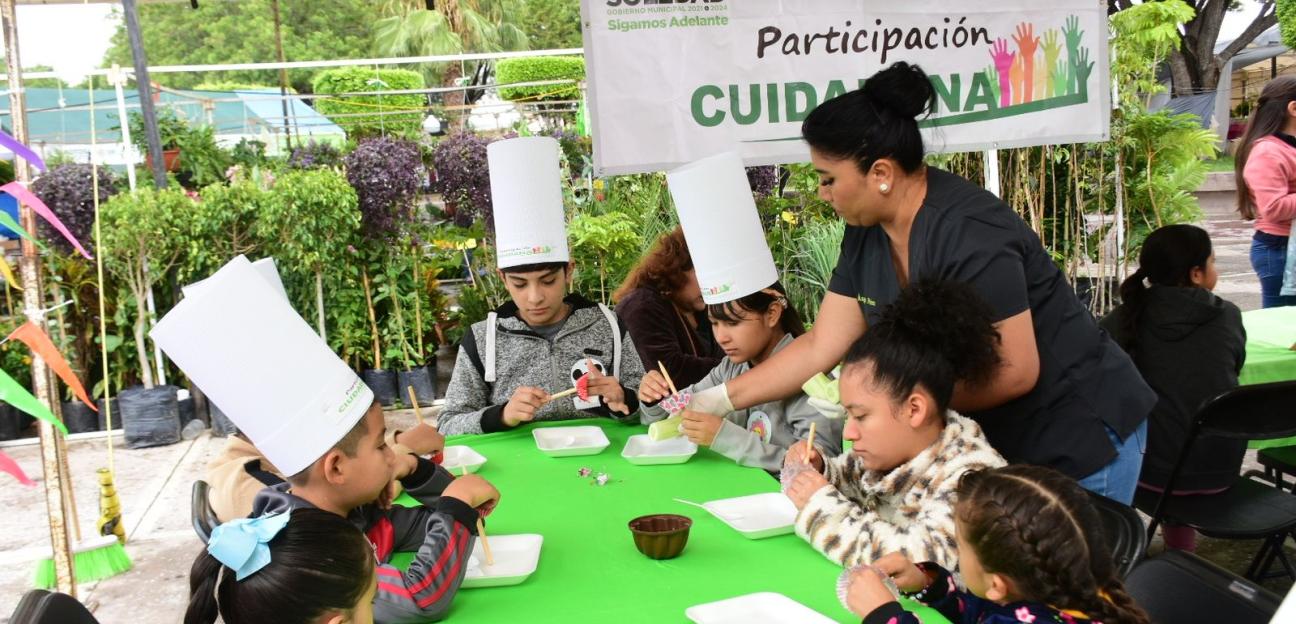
[440,294,647,435]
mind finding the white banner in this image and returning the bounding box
[581,0,1110,176]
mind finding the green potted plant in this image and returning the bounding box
[258,168,360,340]
[127,110,188,173]
[32,163,122,431]
[346,137,433,405]
[100,187,192,448]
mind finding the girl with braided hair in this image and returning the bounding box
[844,464,1150,624]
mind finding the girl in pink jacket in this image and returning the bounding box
[1237,75,1296,308]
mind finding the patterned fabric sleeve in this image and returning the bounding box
[795,466,961,568]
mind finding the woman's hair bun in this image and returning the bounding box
[863,61,935,119]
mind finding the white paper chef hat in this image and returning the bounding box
[151,255,374,476]
[667,151,778,304]
[488,137,570,269]
[182,257,288,302]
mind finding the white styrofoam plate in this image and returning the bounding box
[462,533,544,588]
[440,445,487,474]
[532,426,611,457]
[621,434,697,465]
[702,492,798,539]
[685,592,837,623]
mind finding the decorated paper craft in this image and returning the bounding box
[8,321,96,411]
[0,182,92,260]
[0,258,20,291]
[836,565,900,610]
[0,209,48,253]
[0,129,47,172]
[576,373,591,401]
[0,367,66,435]
[0,449,34,486]
[659,389,692,416]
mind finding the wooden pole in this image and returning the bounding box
[121,0,168,188]
[0,0,76,596]
[269,0,295,151]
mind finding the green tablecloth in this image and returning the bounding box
[1239,308,1296,450]
[391,419,947,623]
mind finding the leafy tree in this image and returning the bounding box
[519,0,583,50]
[257,169,361,340]
[100,188,193,389]
[1109,0,1278,96]
[373,0,529,117]
[102,0,377,93]
[1279,0,1296,49]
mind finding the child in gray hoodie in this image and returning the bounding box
[440,261,647,435]
[638,282,843,472]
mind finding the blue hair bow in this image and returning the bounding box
[207,510,291,581]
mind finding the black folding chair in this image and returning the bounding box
[191,479,221,544]
[1086,490,1146,578]
[8,590,100,624]
[1133,380,1296,581]
[1254,444,1296,494]
[1125,550,1280,624]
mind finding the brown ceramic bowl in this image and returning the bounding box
[628,514,692,560]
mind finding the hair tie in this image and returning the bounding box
[207,510,292,581]
[759,288,789,309]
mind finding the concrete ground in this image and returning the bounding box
[0,173,1292,621]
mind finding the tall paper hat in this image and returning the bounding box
[667,151,778,304]
[488,137,569,269]
[151,256,374,476]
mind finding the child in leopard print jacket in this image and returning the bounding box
[784,280,1006,571]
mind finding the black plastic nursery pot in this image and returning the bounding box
[0,402,21,441]
[178,396,198,427]
[209,400,239,437]
[398,365,437,407]
[362,369,399,407]
[62,401,99,434]
[119,385,182,449]
[96,398,121,431]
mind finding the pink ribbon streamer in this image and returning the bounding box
[0,129,46,172]
[0,449,35,486]
[0,182,92,260]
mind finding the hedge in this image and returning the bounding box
[495,56,584,102]
[312,67,425,138]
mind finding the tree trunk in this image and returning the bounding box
[1167,51,1196,97]
[134,287,154,389]
[444,62,465,129]
[315,268,327,341]
[443,0,467,128]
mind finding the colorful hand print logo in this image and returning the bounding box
[929,15,1095,129]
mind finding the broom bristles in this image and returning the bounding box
[33,539,132,589]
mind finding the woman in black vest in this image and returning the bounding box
[687,62,1155,503]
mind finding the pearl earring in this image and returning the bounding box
[879,183,890,193]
